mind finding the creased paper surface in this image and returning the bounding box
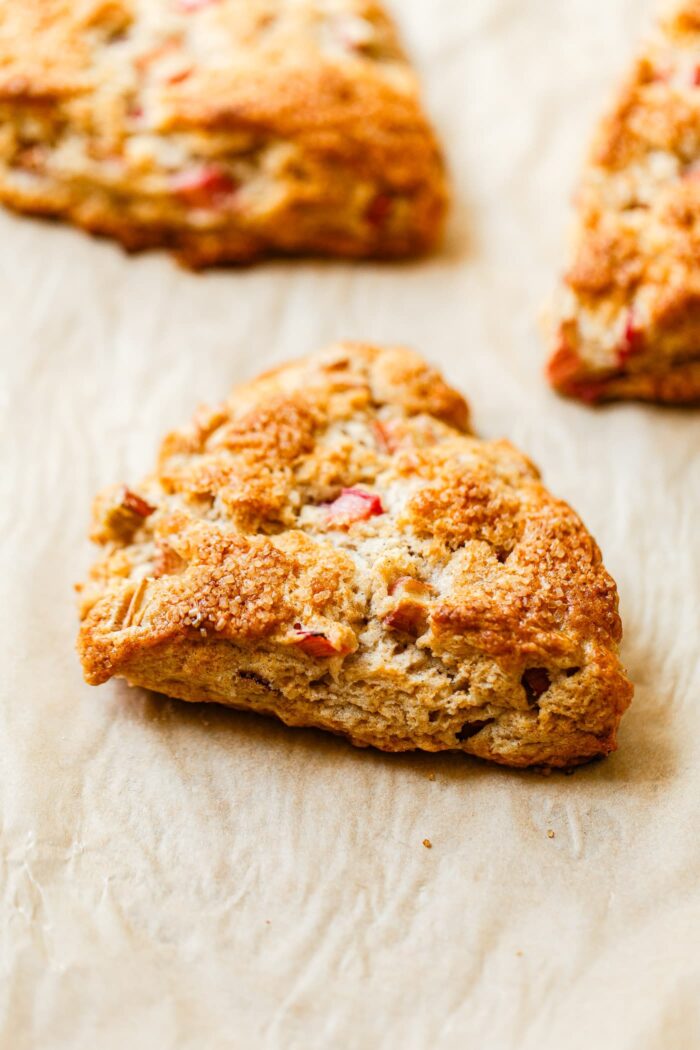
[2,1,699,1047]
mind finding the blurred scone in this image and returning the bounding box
[78,344,632,769]
[548,0,700,404]
[0,1,446,265]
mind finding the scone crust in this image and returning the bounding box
[548,1,700,404]
[78,343,632,769]
[0,0,446,265]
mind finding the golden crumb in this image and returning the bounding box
[422,839,432,849]
[547,829,555,839]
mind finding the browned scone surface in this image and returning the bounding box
[548,0,700,404]
[77,343,632,769]
[0,0,446,265]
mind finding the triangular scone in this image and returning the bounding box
[78,344,632,769]
[548,1,700,404]
[0,1,446,266]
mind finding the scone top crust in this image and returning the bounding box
[0,1,405,90]
[548,0,700,403]
[0,1,446,263]
[78,344,631,769]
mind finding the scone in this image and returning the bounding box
[0,1,446,266]
[77,344,632,769]
[548,0,700,404]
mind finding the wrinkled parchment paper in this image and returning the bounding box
[3,2,700,1047]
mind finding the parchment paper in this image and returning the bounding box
[2,1,700,1047]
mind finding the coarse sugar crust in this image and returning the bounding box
[548,0,700,404]
[77,343,633,769]
[0,0,446,266]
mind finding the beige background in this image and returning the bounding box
[2,1,700,1047]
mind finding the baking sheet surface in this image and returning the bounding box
[3,1,700,1047]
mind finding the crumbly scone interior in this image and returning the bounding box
[0,1,445,261]
[78,345,632,769]
[550,2,700,401]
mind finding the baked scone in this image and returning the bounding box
[548,1,700,404]
[0,1,446,266]
[77,344,632,769]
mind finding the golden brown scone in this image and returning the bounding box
[548,1,700,404]
[0,1,446,266]
[77,344,632,769]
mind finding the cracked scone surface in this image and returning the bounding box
[78,344,632,769]
[548,0,700,404]
[0,0,446,266]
